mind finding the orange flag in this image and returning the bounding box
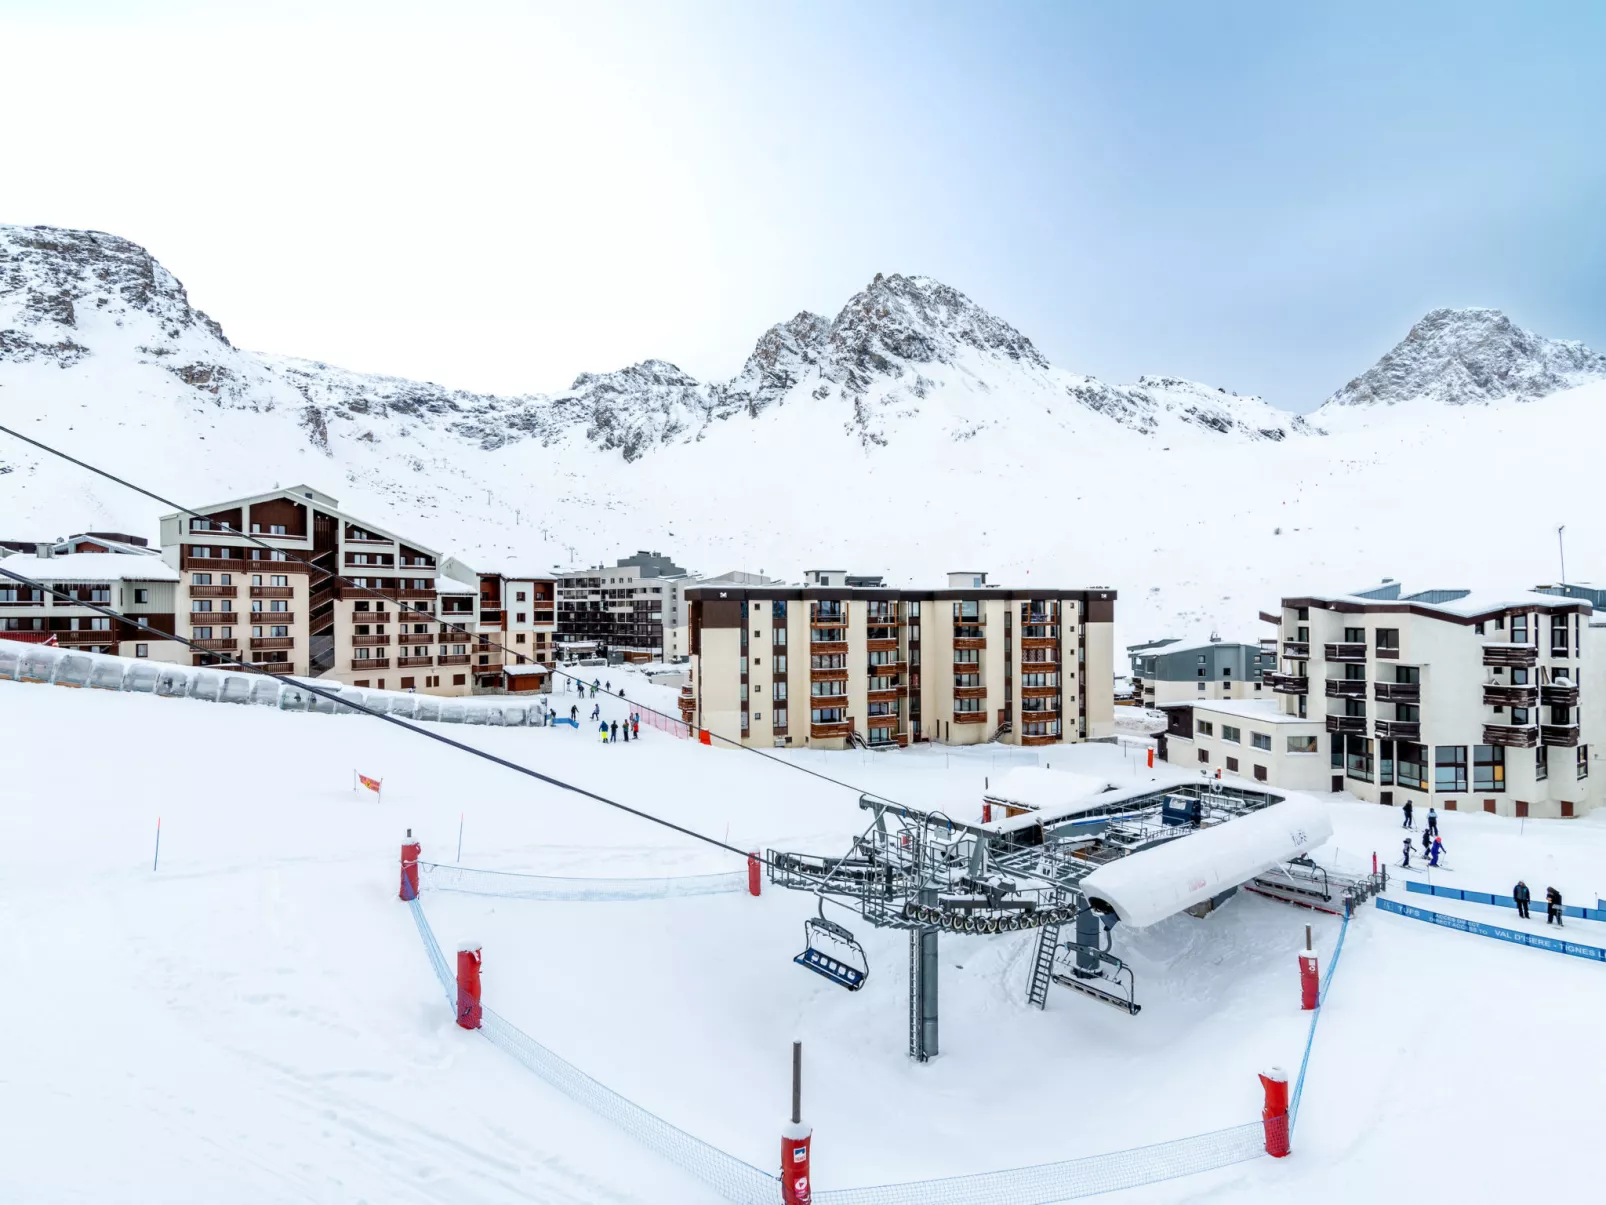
[356,773,382,794]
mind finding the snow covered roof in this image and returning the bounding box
[503,664,550,676]
[1188,699,1319,726]
[982,767,1107,811]
[1290,586,1589,618]
[0,552,180,583]
[435,575,478,595]
[1141,636,1266,658]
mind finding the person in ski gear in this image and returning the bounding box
[599,721,609,742]
[570,704,578,722]
[622,721,629,742]
[1402,800,1414,829]
[619,687,626,697]
[632,714,640,738]
[590,703,600,721]
[610,720,619,742]
[1513,881,1531,919]
[1546,886,1563,926]
[1422,829,1432,858]
[1426,807,1438,836]
[1428,836,1444,867]
[1400,837,1412,868]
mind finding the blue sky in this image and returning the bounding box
[3,1,1603,408]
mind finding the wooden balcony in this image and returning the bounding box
[53,629,117,646]
[191,638,238,651]
[952,661,982,675]
[352,657,390,670]
[953,637,987,651]
[436,654,470,665]
[1541,724,1580,748]
[1324,715,1365,734]
[1021,733,1058,747]
[1020,710,1060,724]
[1483,643,1537,668]
[810,614,847,628]
[251,612,295,625]
[398,655,433,668]
[866,638,899,653]
[1267,672,1308,694]
[1483,724,1539,748]
[1021,637,1057,651]
[1374,719,1420,740]
[953,685,987,700]
[1374,681,1421,702]
[180,554,254,573]
[1324,643,1366,663]
[395,588,437,600]
[1021,684,1060,699]
[952,711,987,725]
[1483,684,1538,707]
[398,631,433,646]
[250,585,294,599]
[810,721,853,739]
[249,637,294,650]
[352,633,391,647]
[189,585,236,599]
[810,667,849,682]
[1282,641,1310,658]
[1540,684,1580,706]
[810,640,849,655]
[867,688,901,704]
[1324,679,1366,699]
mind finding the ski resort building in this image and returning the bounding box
[158,486,478,696]
[0,536,184,662]
[1161,582,1599,818]
[1126,635,1277,705]
[440,558,558,690]
[557,550,693,663]
[681,571,1116,749]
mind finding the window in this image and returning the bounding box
[955,697,982,713]
[192,573,212,585]
[1375,628,1399,652]
[1197,667,1206,677]
[1397,743,1426,791]
[1251,732,1271,751]
[1511,668,1529,685]
[1434,746,1468,793]
[1344,627,1364,644]
[1536,745,1548,781]
[1346,736,1374,782]
[1473,745,1505,792]
[134,588,149,604]
[1287,735,1318,754]
[1225,756,1239,772]
[135,644,148,657]
[1198,748,1210,764]
[1579,744,1589,779]
[191,599,213,612]
[192,626,213,639]
[271,575,287,587]
[1197,720,1213,736]
[1511,707,1530,725]
[1550,615,1569,656]
[271,625,288,638]
[1380,739,1394,785]
[773,682,787,701]
[453,674,466,686]
[1222,725,1241,743]
[516,591,526,602]
[1511,613,1528,643]
[774,655,786,673]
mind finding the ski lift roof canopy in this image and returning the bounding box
[982,770,1203,835]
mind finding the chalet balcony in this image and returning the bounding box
[391,588,436,600]
[189,585,236,599]
[1483,724,1539,748]
[1374,719,1420,740]
[352,633,391,647]
[1374,681,1421,702]
[810,667,849,682]
[1541,724,1580,748]
[399,631,433,646]
[952,711,987,725]
[952,660,982,675]
[190,638,237,651]
[397,655,433,668]
[866,637,899,653]
[249,637,294,650]
[1324,643,1366,663]
[1020,710,1060,724]
[1483,643,1537,668]
[810,721,853,739]
[1282,640,1310,658]
[1020,684,1060,699]
[1540,684,1580,707]
[436,654,470,665]
[352,657,390,670]
[1483,684,1538,707]
[867,688,901,704]
[953,685,988,700]
[1324,715,1365,734]
[1324,679,1366,699]
[1267,672,1308,694]
[810,613,846,627]
[249,586,294,599]
[953,636,987,652]
[250,612,295,625]
[1021,733,1059,747]
[1021,636,1058,651]
[810,640,849,656]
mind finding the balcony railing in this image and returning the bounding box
[1541,724,1580,748]
[249,637,294,650]
[1324,679,1366,699]
[1324,715,1365,734]
[189,585,236,599]
[1324,643,1366,663]
[352,633,391,647]
[810,721,853,739]
[1540,684,1580,706]
[1267,672,1308,694]
[398,655,433,668]
[437,654,470,665]
[810,667,849,682]
[352,657,390,670]
[1483,644,1538,668]
[1374,682,1421,702]
[810,640,849,655]
[1483,684,1538,707]
[190,638,237,651]
[1482,724,1539,748]
[952,711,987,725]
[1374,719,1420,740]
[1020,636,1058,651]
[953,685,987,699]
[250,611,296,624]
[398,632,433,645]
[249,586,294,599]
[1282,641,1310,658]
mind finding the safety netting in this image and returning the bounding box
[406,894,1287,1205]
[417,860,748,901]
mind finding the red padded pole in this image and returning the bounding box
[400,830,420,901]
[1259,1067,1290,1157]
[456,944,482,1029]
[782,1041,813,1204]
[748,852,762,897]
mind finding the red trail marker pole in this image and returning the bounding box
[1259,1067,1290,1157]
[1299,924,1319,1011]
[781,1041,813,1204]
[400,830,421,901]
[456,944,482,1029]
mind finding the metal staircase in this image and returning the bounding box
[1026,921,1062,1010]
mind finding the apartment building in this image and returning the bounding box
[441,556,558,690]
[158,486,475,696]
[557,550,690,663]
[1161,581,1597,818]
[0,536,185,661]
[682,571,1116,750]
[1126,636,1277,706]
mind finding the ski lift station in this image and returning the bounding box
[772,770,1384,1061]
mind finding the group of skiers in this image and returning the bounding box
[1512,880,1567,926]
[1399,800,1446,866]
[598,713,643,743]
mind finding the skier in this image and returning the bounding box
[591,703,600,721]
[1546,886,1564,926]
[619,687,626,698]
[1402,799,1414,829]
[1400,837,1412,868]
[1513,880,1531,920]
[632,714,640,739]
[570,704,578,723]
[1421,829,1432,859]
[611,720,619,743]
[599,721,609,743]
[1426,807,1438,836]
[622,721,630,743]
[605,680,611,692]
[1428,835,1445,867]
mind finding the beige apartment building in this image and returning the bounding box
[0,534,185,661]
[1162,581,1598,818]
[441,556,558,691]
[159,486,477,696]
[681,571,1116,749]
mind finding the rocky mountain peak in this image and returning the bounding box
[1319,306,1606,411]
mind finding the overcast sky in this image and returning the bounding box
[4,1,1603,410]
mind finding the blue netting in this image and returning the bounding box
[1289,913,1349,1130]
[417,860,748,901]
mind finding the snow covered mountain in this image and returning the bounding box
[1316,307,1606,416]
[6,221,1606,650]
